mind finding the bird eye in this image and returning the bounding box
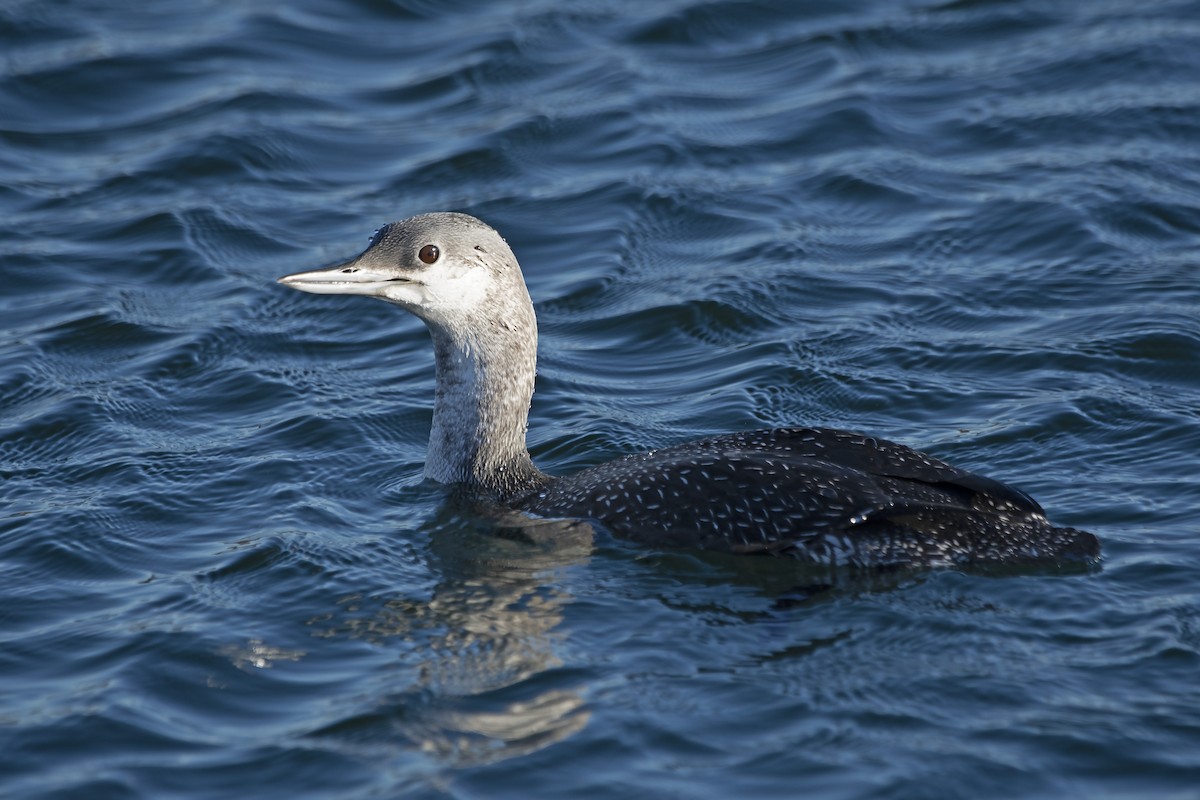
[418,244,440,264]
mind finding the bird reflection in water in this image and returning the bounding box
[310,500,594,766]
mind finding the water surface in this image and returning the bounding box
[2,1,1200,797]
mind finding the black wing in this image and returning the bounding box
[520,427,1097,567]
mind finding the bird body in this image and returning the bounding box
[279,212,1098,569]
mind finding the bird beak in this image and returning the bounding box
[277,259,414,296]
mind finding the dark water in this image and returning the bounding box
[3,0,1200,797]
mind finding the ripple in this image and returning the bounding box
[3,0,1200,797]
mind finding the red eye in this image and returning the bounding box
[418,244,439,264]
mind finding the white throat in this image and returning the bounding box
[420,302,542,496]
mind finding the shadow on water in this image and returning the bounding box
[306,497,595,768]
[615,535,1099,615]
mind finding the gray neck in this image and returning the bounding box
[422,300,545,498]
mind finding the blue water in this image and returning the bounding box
[3,0,1200,797]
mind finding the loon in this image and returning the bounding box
[278,212,1099,569]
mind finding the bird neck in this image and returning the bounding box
[423,309,544,497]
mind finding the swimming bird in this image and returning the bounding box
[278,212,1098,569]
